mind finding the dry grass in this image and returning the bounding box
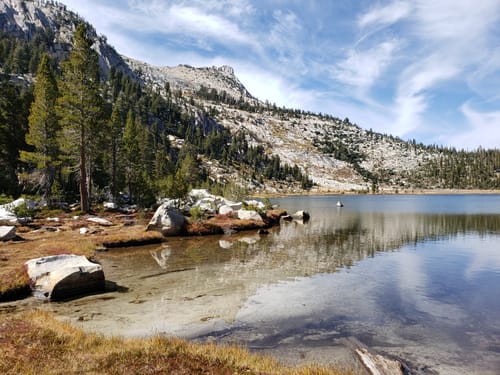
[0,310,352,375]
[0,213,162,300]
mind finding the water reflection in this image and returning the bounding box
[44,195,500,374]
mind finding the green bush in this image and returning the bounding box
[13,202,36,218]
[189,206,204,222]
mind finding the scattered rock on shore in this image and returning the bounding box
[0,225,16,241]
[25,254,105,300]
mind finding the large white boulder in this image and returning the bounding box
[147,204,187,236]
[0,226,16,241]
[25,254,105,300]
[219,205,234,215]
[237,209,263,222]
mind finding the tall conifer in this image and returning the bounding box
[20,54,60,202]
[57,23,102,212]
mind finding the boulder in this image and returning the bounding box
[103,202,119,211]
[0,225,16,241]
[193,197,217,213]
[147,204,187,236]
[223,199,242,211]
[292,210,310,221]
[237,209,263,222]
[244,199,265,209]
[87,217,113,226]
[219,204,234,215]
[25,254,105,300]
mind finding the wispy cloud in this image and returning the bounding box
[332,39,400,91]
[452,103,500,150]
[358,0,412,29]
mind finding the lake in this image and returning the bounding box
[45,194,500,374]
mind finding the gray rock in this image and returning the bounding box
[237,209,263,222]
[87,217,113,226]
[25,254,105,300]
[147,204,187,236]
[0,225,16,241]
[219,204,234,215]
[292,210,310,221]
[103,202,119,211]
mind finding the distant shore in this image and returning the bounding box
[255,188,500,198]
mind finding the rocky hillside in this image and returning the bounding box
[125,55,438,192]
[3,0,498,194]
[0,0,134,78]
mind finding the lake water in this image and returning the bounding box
[45,194,500,374]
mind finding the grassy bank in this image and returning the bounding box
[0,310,351,375]
[0,213,163,301]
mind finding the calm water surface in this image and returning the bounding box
[48,195,500,374]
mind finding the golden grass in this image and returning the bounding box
[0,310,352,375]
[0,217,163,299]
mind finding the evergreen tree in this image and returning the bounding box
[0,77,30,196]
[57,23,103,212]
[20,54,60,202]
[122,110,141,202]
[107,93,126,200]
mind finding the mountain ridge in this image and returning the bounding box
[1,0,499,195]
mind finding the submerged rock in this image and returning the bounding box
[355,348,406,375]
[25,254,105,300]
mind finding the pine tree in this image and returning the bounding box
[57,23,103,212]
[0,77,30,196]
[122,109,141,202]
[20,54,60,202]
[107,93,126,200]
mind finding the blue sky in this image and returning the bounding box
[61,0,500,150]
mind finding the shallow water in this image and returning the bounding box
[42,194,500,374]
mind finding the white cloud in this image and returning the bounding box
[237,66,318,110]
[450,103,500,150]
[358,0,412,29]
[126,1,258,49]
[332,39,399,91]
[413,0,500,44]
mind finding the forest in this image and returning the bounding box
[0,23,312,211]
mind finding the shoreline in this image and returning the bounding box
[254,188,500,198]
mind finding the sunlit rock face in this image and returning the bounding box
[25,254,105,300]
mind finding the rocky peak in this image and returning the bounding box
[0,0,136,79]
[0,0,74,41]
[123,57,256,102]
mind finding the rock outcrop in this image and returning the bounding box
[25,254,105,300]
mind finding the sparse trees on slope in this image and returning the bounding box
[57,23,103,212]
[20,54,60,202]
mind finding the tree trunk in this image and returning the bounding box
[80,127,89,213]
